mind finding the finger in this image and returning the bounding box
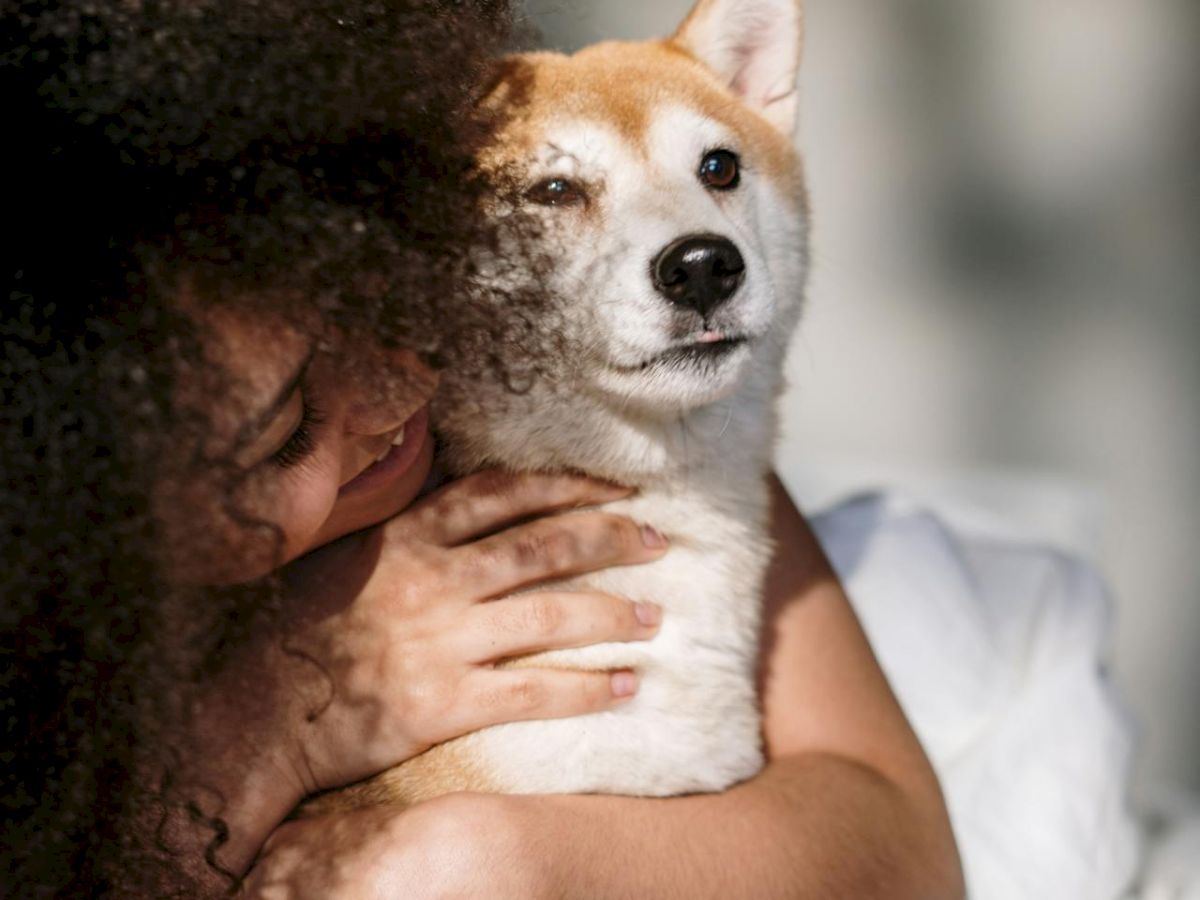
[453,510,669,599]
[403,469,633,546]
[447,667,640,735]
[457,591,662,663]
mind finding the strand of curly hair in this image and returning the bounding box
[0,0,556,894]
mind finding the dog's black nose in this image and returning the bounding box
[651,235,746,318]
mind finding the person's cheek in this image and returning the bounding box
[275,453,344,563]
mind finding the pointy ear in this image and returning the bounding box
[670,0,803,136]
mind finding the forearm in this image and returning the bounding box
[515,752,959,900]
[240,751,960,900]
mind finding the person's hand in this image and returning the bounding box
[272,469,668,795]
[180,470,666,880]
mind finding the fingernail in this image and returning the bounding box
[611,671,639,697]
[640,525,668,549]
[634,601,662,627]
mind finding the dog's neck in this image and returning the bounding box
[434,346,785,498]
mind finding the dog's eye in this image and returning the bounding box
[527,178,586,207]
[698,150,741,191]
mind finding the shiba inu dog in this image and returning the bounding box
[332,0,808,807]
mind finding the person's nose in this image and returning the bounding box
[344,394,407,438]
[341,350,438,438]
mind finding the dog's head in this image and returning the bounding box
[439,0,808,475]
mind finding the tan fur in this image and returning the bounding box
[300,739,492,815]
[484,41,800,192]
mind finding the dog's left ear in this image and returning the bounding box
[670,0,803,136]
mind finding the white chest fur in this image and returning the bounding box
[368,347,788,802]
[454,462,774,796]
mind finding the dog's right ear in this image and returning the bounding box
[670,0,803,136]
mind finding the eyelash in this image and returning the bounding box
[271,400,326,469]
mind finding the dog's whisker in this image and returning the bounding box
[717,400,735,439]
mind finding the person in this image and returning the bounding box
[0,0,963,897]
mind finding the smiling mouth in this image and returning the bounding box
[340,406,430,496]
[371,424,408,465]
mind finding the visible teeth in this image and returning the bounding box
[370,426,406,467]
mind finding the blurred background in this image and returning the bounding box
[520,0,1200,798]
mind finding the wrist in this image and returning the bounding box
[212,746,308,875]
[176,657,311,876]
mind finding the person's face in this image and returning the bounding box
[159,302,438,584]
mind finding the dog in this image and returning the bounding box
[320,0,808,809]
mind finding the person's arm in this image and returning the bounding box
[243,474,963,899]
[498,473,964,898]
[148,471,668,895]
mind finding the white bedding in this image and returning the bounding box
[811,493,1143,898]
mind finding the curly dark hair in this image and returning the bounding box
[0,0,550,894]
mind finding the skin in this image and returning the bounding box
[237,477,966,898]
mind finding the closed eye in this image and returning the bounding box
[271,399,326,469]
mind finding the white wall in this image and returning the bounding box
[521,0,1200,793]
